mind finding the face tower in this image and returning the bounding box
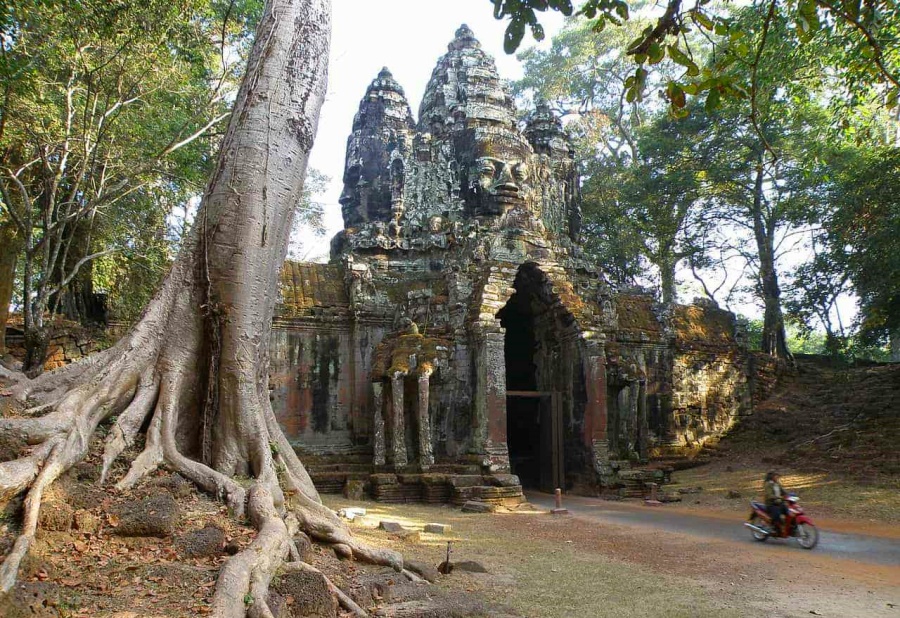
[334,24,581,258]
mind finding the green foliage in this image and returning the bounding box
[826,148,900,347]
[492,0,900,118]
[0,0,262,327]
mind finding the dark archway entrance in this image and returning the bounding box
[497,264,566,492]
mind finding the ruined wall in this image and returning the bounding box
[666,301,751,453]
[271,262,385,459]
[3,316,109,371]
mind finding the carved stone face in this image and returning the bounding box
[461,128,534,217]
[339,164,363,226]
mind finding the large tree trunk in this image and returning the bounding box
[0,1,404,613]
[0,225,18,357]
[750,161,792,361]
[658,254,676,305]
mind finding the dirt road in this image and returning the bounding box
[330,494,900,618]
[524,491,900,617]
[527,492,900,566]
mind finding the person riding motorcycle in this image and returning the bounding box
[764,471,788,534]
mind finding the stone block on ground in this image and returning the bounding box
[111,492,179,537]
[270,568,338,618]
[338,507,367,521]
[404,559,440,583]
[0,581,64,618]
[377,581,432,603]
[461,500,496,513]
[379,520,405,533]
[485,473,521,487]
[343,479,366,500]
[346,571,399,608]
[424,523,450,534]
[150,473,193,499]
[177,524,226,558]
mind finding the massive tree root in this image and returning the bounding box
[0,256,402,615]
[0,0,410,614]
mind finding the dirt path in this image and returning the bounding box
[527,492,900,565]
[327,496,900,618]
[525,492,900,617]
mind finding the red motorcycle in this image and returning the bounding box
[745,494,819,549]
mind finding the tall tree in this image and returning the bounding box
[515,17,707,294]
[0,1,402,613]
[0,224,19,357]
[0,0,258,374]
[827,147,900,359]
[492,0,900,116]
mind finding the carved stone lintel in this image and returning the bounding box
[417,372,434,467]
[391,373,407,468]
[372,382,386,466]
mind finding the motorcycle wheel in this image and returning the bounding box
[749,515,769,542]
[796,523,819,549]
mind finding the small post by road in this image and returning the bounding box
[551,488,569,515]
[644,482,662,507]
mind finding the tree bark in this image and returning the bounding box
[0,224,19,357]
[750,161,792,360]
[658,255,676,305]
[0,0,403,613]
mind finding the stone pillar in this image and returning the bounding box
[417,370,434,467]
[372,382,386,466]
[628,380,640,457]
[473,323,509,472]
[391,372,407,468]
[638,379,649,461]
[583,352,609,470]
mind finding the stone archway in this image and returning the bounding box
[496,263,576,491]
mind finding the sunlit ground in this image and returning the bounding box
[323,496,745,618]
[672,464,900,524]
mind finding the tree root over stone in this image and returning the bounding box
[0,281,405,616]
[0,1,411,614]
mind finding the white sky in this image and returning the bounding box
[297,0,564,260]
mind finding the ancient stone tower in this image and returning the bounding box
[270,26,751,502]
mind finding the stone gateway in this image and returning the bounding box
[268,26,751,502]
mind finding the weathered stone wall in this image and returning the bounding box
[748,351,791,406]
[665,302,751,453]
[3,316,108,371]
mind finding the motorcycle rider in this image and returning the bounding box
[764,471,788,534]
